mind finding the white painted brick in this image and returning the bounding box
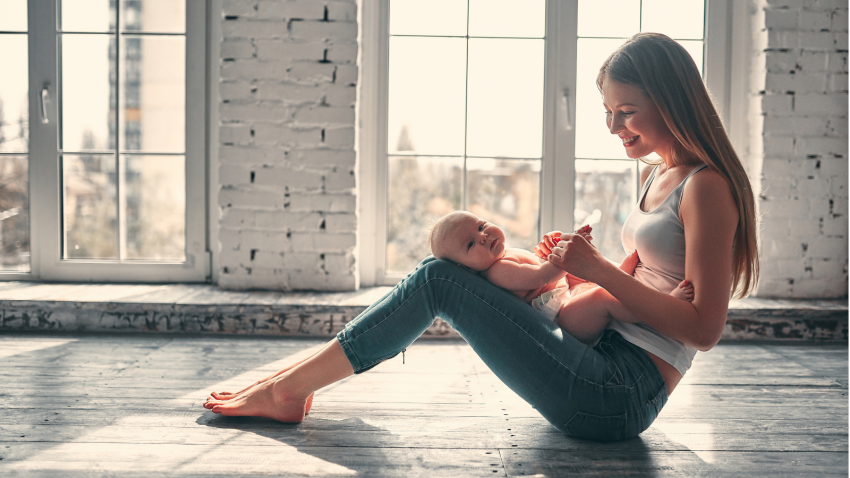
[256,211,324,230]
[831,195,849,215]
[761,197,829,218]
[763,115,830,135]
[766,0,814,7]
[818,0,849,9]
[324,213,357,232]
[288,193,356,212]
[220,81,256,101]
[811,257,848,280]
[765,71,829,93]
[291,232,356,252]
[221,39,256,59]
[286,271,356,291]
[765,50,798,72]
[828,52,848,73]
[290,149,355,167]
[323,252,354,272]
[254,167,324,189]
[323,86,356,106]
[797,136,849,156]
[820,156,849,176]
[765,9,799,29]
[222,0,257,17]
[250,250,286,269]
[256,40,325,61]
[219,188,284,208]
[830,178,848,195]
[324,127,355,147]
[293,105,355,124]
[827,116,848,135]
[219,229,243,251]
[254,83,322,102]
[253,124,323,144]
[284,252,321,270]
[828,73,848,92]
[327,1,357,22]
[324,167,356,191]
[762,94,794,113]
[219,145,288,165]
[334,64,358,85]
[806,235,848,258]
[290,21,358,41]
[799,30,835,50]
[287,62,337,83]
[238,230,291,251]
[220,102,292,122]
[761,135,796,157]
[221,60,291,80]
[755,278,794,297]
[799,9,832,30]
[220,164,252,185]
[789,278,848,298]
[257,0,325,20]
[326,42,358,63]
[219,270,289,291]
[822,214,849,235]
[220,124,253,143]
[835,31,849,49]
[760,257,808,278]
[223,19,289,39]
[768,30,799,49]
[799,51,829,72]
[221,208,256,228]
[831,8,849,31]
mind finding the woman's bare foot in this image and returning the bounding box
[208,387,314,414]
[670,280,694,301]
[205,376,310,423]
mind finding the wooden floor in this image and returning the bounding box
[0,334,846,477]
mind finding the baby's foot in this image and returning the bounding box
[670,280,694,302]
[619,250,640,276]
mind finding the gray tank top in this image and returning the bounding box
[608,164,708,376]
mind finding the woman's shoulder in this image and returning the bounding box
[680,166,738,223]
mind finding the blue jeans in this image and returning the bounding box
[336,257,668,442]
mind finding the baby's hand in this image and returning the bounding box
[575,224,593,244]
[534,231,562,260]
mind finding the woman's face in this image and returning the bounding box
[601,77,675,160]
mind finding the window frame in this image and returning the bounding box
[15,0,210,282]
[358,0,732,287]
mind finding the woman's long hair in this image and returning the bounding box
[597,32,759,298]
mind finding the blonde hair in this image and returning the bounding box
[597,33,758,298]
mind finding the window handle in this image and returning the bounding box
[561,88,572,131]
[40,84,49,124]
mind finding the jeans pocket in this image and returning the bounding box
[644,385,668,427]
[564,411,628,442]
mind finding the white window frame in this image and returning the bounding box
[358,0,732,287]
[10,0,210,282]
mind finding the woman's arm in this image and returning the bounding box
[483,260,566,291]
[548,170,737,351]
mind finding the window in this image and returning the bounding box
[359,0,731,286]
[0,0,208,281]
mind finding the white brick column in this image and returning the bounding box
[754,0,848,297]
[216,0,358,290]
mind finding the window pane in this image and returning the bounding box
[389,0,467,36]
[678,39,704,75]
[575,38,629,160]
[123,155,184,260]
[467,158,540,252]
[121,36,185,152]
[388,37,466,156]
[123,0,185,34]
[468,0,545,38]
[0,156,30,272]
[641,0,705,40]
[61,35,114,151]
[577,0,639,38]
[60,0,114,32]
[0,1,27,32]
[387,156,462,273]
[0,35,29,153]
[466,39,544,158]
[63,154,118,259]
[574,159,637,263]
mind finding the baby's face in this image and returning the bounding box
[439,213,506,271]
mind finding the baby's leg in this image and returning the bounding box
[554,280,695,345]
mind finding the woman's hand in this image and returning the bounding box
[534,226,593,260]
[547,233,608,282]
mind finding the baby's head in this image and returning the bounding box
[429,211,506,272]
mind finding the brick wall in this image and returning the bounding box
[754,0,848,297]
[216,0,358,290]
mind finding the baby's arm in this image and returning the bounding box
[482,258,566,291]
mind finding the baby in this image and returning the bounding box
[429,211,694,345]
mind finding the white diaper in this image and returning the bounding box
[530,287,571,321]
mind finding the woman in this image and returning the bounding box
[204,33,759,442]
